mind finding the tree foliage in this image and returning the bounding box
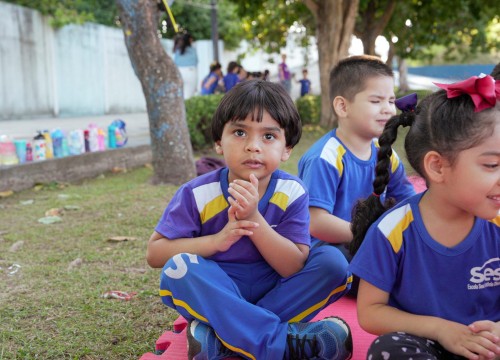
[355,0,397,55]
[230,0,359,127]
[229,0,313,53]
[158,0,246,50]
[385,0,500,62]
[4,0,118,27]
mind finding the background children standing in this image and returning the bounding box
[223,61,240,92]
[349,75,500,360]
[278,53,292,94]
[298,69,312,97]
[147,80,353,360]
[173,32,198,99]
[200,61,223,95]
[298,55,415,296]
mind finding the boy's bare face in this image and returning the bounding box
[215,111,291,193]
[337,75,396,141]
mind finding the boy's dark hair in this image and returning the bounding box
[227,61,240,74]
[491,62,500,80]
[350,88,499,256]
[173,32,194,55]
[329,55,394,105]
[210,62,222,72]
[211,80,302,148]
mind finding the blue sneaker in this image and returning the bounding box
[187,320,238,360]
[285,316,353,360]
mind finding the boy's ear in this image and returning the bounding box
[281,147,292,162]
[215,141,223,155]
[423,151,449,183]
[333,96,348,118]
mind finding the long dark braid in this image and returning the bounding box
[349,111,415,256]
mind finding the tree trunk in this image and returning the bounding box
[116,0,197,185]
[355,0,397,56]
[386,40,395,67]
[361,33,377,55]
[397,56,409,93]
[305,0,359,128]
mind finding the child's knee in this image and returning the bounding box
[311,246,350,278]
[368,332,430,360]
[161,253,201,281]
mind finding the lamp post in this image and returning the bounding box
[210,0,219,62]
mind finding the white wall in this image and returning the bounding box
[0,2,323,120]
[0,2,55,118]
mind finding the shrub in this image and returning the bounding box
[295,95,321,125]
[185,94,224,150]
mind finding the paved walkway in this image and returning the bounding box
[0,70,445,148]
[0,112,151,147]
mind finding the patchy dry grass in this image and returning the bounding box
[0,167,180,359]
[0,125,409,359]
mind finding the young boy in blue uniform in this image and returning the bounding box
[298,55,416,296]
[147,80,353,360]
[298,69,311,97]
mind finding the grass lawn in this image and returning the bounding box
[0,125,410,359]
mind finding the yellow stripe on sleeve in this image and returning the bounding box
[321,138,346,177]
[270,192,289,212]
[386,211,413,253]
[378,204,414,253]
[200,194,228,224]
[390,152,400,173]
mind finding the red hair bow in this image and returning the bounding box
[434,75,500,112]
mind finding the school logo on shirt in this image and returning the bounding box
[467,257,500,290]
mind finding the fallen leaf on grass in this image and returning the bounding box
[38,216,62,224]
[9,241,24,252]
[0,191,14,198]
[20,199,34,205]
[101,290,137,301]
[111,167,127,174]
[34,181,68,190]
[67,258,83,271]
[45,208,63,217]
[107,236,138,242]
[63,205,80,211]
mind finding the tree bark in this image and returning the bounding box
[355,0,397,56]
[386,40,395,67]
[305,0,359,128]
[116,0,197,185]
[397,56,409,93]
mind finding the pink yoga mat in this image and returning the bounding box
[139,297,376,360]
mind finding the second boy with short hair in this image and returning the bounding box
[298,55,415,296]
[148,80,353,360]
